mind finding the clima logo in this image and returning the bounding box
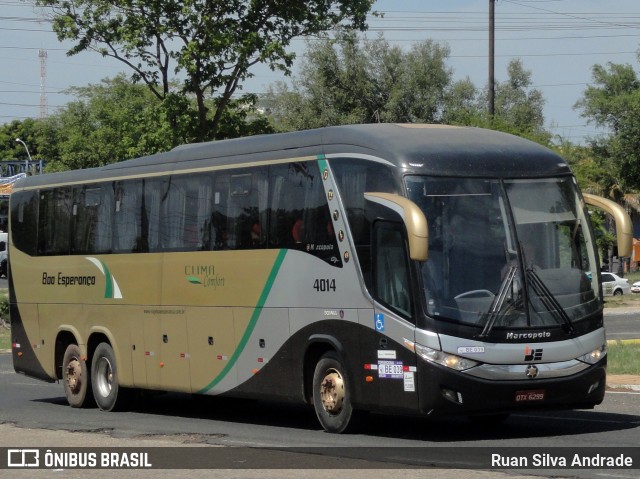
[184,264,225,289]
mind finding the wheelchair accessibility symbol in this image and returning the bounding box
[375,313,385,332]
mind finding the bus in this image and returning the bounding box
[9,124,632,433]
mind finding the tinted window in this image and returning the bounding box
[331,159,398,278]
[72,185,113,254]
[212,168,268,250]
[113,180,143,253]
[160,174,214,251]
[373,222,413,318]
[269,162,341,266]
[10,190,38,256]
[38,187,72,256]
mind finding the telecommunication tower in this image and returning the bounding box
[39,49,48,119]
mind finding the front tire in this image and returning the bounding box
[312,351,359,433]
[91,342,130,411]
[62,344,93,408]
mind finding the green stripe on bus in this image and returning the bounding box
[101,260,114,299]
[197,248,288,394]
[316,154,327,173]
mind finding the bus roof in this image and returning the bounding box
[16,124,571,188]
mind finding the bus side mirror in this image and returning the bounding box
[364,192,429,261]
[583,193,633,258]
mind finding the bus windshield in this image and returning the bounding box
[405,176,600,331]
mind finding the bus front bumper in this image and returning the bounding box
[418,360,607,416]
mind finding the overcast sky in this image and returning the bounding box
[2,0,640,144]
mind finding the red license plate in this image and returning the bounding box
[515,389,546,402]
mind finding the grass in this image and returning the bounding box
[0,323,9,351]
[607,341,640,375]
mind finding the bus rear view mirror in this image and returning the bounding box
[583,193,633,258]
[364,192,429,261]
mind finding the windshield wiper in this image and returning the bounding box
[478,265,517,339]
[526,268,576,334]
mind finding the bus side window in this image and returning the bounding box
[10,190,38,256]
[38,187,73,256]
[72,185,111,254]
[212,169,267,250]
[373,221,413,319]
[269,162,340,265]
[113,180,143,253]
[269,163,301,249]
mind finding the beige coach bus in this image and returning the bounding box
[9,124,632,433]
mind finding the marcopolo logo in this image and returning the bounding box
[185,264,226,289]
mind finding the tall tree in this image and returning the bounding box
[265,32,453,130]
[0,119,43,163]
[576,60,640,199]
[480,59,549,143]
[37,0,375,143]
[40,75,176,171]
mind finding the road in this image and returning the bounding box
[0,353,638,478]
[604,306,640,340]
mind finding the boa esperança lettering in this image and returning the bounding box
[42,272,97,287]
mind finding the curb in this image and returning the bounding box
[607,384,640,392]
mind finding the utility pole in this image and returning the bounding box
[489,0,495,121]
[39,49,48,119]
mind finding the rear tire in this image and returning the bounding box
[91,342,130,411]
[62,344,93,408]
[312,351,360,433]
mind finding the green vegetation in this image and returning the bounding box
[607,341,640,375]
[37,0,375,142]
[0,326,9,351]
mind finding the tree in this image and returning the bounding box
[41,75,176,171]
[441,77,483,126]
[264,32,453,130]
[576,60,640,197]
[38,0,375,142]
[477,59,549,143]
[0,119,43,163]
[264,33,552,145]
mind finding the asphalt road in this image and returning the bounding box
[0,353,638,479]
[603,306,640,340]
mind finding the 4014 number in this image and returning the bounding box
[313,278,336,292]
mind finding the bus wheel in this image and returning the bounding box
[91,343,129,411]
[312,352,357,433]
[62,344,93,408]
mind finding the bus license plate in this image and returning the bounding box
[378,361,404,379]
[515,389,545,402]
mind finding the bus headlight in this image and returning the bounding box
[579,344,607,365]
[415,343,479,371]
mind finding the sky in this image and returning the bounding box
[2,0,640,144]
